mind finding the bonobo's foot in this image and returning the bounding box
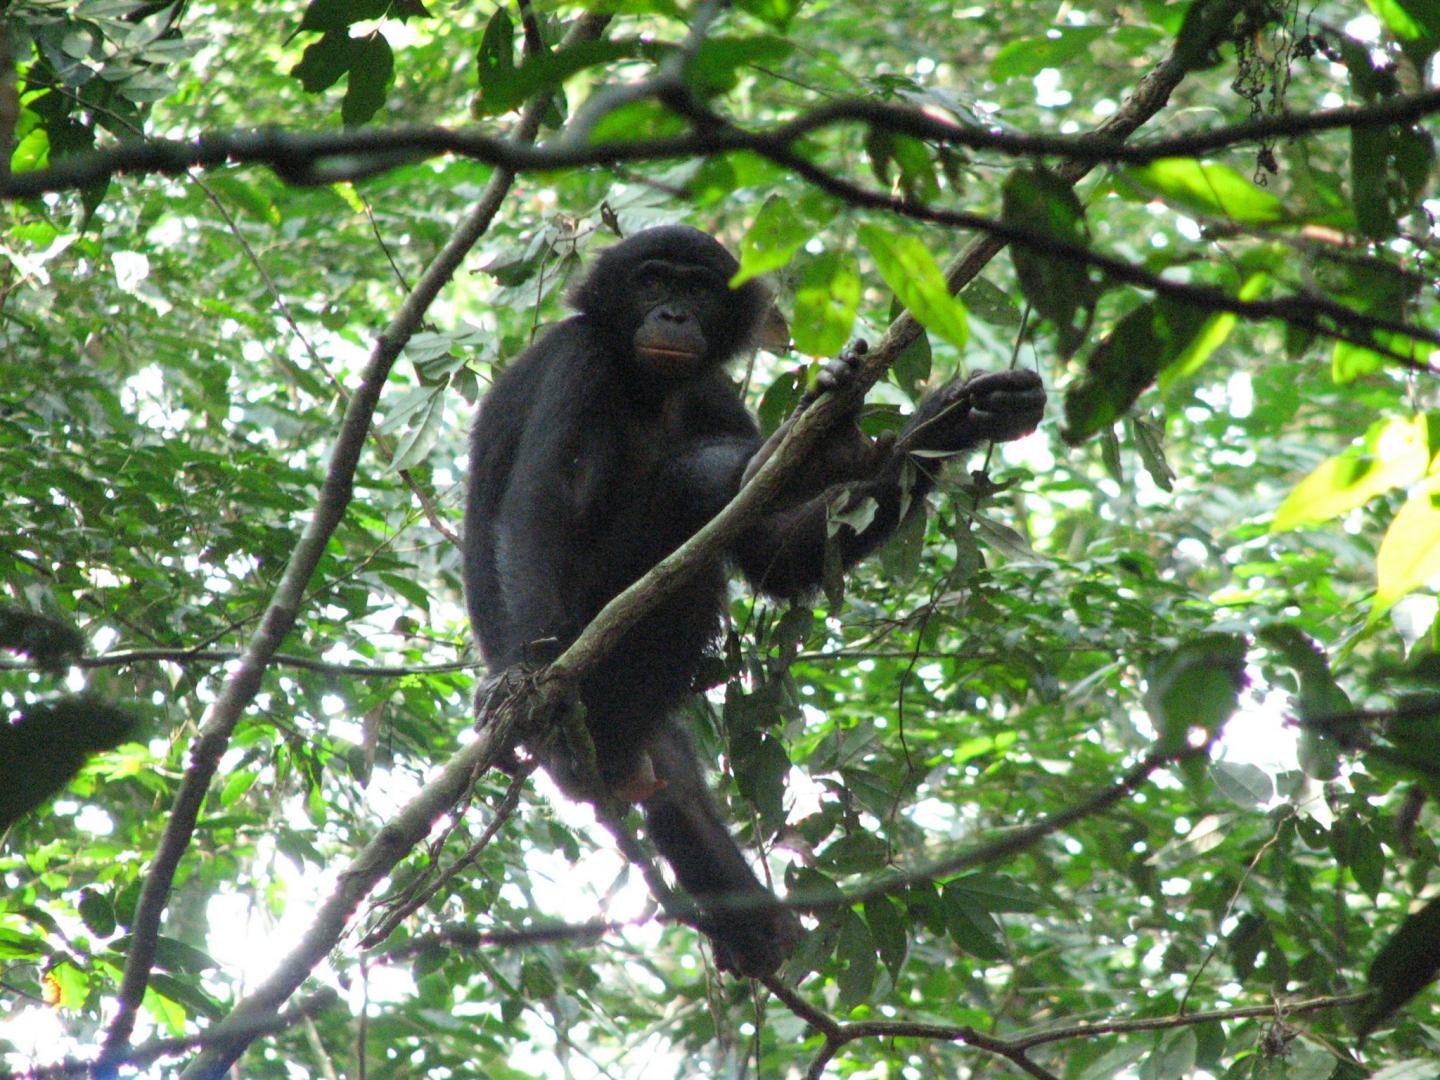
[609,752,667,802]
[705,897,802,978]
[904,368,1046,455]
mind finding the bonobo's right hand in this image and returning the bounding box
[902,368,1046,456]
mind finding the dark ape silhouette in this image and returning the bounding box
[464,224,1044,976]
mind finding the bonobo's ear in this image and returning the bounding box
[753,301,790,353]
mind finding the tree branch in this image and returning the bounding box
[2,88,1436,199]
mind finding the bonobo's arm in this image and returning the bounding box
[485,326,621,661]
[734,363,1045,598]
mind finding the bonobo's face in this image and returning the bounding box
[568,225,771,378]
[626,258,730,378]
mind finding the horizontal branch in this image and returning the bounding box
[4,88,1438,199]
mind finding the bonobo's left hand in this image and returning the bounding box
[902,368,1046,456]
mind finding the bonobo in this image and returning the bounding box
[463,224,1044,977]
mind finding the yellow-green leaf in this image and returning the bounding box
[1123,159,1287,224]
[1372,476,1440,620]
[1273,415,1432,531]
[792,251,860,356]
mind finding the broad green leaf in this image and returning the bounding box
[475,8,516,105]
[389,387,446,472]
[958,275,1021,327]
[1064,298,1208,441]
[588,98,688,142]
[690,36,793,95]
[734,0,801,29]
[1373,477,1440,620]
[46,962,89,1009]
[343,33,394,126]
[857,224,968,350]
[1123,159,1286,223]
[943,873,1045,913]
[792,251,860,356]
[1001,167,1091,357]
[1144,633,1247,751]
[1354,124,1396,240]
[1273,414,1432,530]
[836,911,877,1008]
[473,40,645,117]
[863,897,908,983]
[733,195,814,284]
[941,886,1007,959]
[1257,624,1350,780]
[991,28,1106,81]
[298,0,391,34]
[1155,272,1265,392]
[291,32,354,93]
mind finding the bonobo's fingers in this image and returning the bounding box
[904,368,1045,455]
[811,339,869,395]
[796,338,870,412]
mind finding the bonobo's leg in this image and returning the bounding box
[642,722,800,977]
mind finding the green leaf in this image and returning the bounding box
[298,0,391,34]
[77,890,116,938]
[1257,624,1350,780]
[943,873,1045,913]
[1064,298,1208,442]
[1123,159,1286,223]
[958,275,1021,328]
[836,911,877,1008]
[863,897,908,983]
[1002,167,1091,357]
[343,33,394,126]
[733,195,815,285]
[941,885,1007,959]
[389,387,446,472]
[1144,633,1248,751]
[791,252,860,356]
[1373,477,1440,621]
[733,0,800,30]
[475,8,517,107]
[1273,415,1432,530]
[148,971,225,1020]
[991,28,1106,81]
[857,224,968,351]
[689,36,793,95]
[291,32,354,94]
[1366,0,1440,59]
[473,40,641,118]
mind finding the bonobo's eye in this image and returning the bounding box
[633,270,667,306]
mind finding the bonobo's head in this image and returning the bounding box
[570,225,775,378]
